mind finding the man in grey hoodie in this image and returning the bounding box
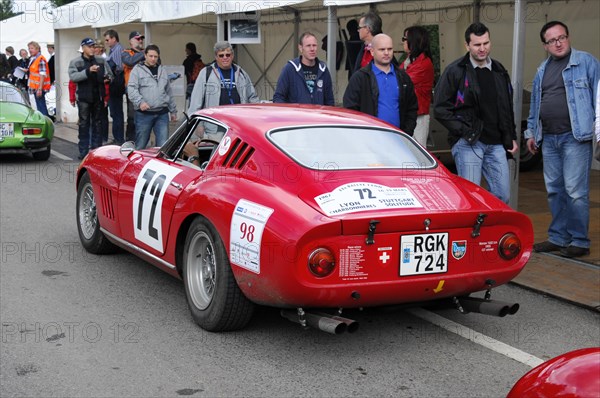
[187,41,259,113]
[127,44,177,149]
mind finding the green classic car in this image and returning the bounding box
[0,81,54,161]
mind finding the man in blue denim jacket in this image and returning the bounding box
[524,21,599,258]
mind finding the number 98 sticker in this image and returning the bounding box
[133,160,181,252]
[230,199,274,274]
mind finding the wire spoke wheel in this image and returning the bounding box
[78,183,97,240]
[76,172,117,254]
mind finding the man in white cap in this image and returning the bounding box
[68,37,113,159]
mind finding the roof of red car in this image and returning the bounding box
[195,103,396,133]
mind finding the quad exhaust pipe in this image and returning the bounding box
[281,309,359,334]
[457,297,520,317]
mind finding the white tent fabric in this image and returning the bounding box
[323,0,390,5]
[52,0,142,29]
[52,0,312,29]
[0,13,55,58]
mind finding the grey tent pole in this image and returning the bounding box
[510,0,527,210]
[326,6,337,99]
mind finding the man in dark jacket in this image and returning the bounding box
[343,34,418,135]
[273,32,334,105]
[47,43,55,84]
[433,22,518,204]
[68,37,113,159]
[183,42,204,100]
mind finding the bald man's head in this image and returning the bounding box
[370,34,394,70]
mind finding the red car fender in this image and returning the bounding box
[508,347,600,398]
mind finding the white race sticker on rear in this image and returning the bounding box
[133,160,181,252]
[315,182,422,216]
[400,233,448,276]
[230,199,274,274]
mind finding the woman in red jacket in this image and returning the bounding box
[400,26,434,147]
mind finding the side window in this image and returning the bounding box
[201,121,227,142]
[169,117,229,169]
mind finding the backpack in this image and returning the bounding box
[190,58,205,84]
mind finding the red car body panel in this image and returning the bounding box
[508,347,600,398]
[77,104,534,309]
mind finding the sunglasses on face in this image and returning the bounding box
[218,53,232,58]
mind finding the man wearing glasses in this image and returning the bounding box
[187,41,259,113]
[122,31,146,142]
[524,21,599,258]
[351,11,381,77]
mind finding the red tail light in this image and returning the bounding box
[22,128,42,135]
[498,233,521,260]
[308,248,336,277]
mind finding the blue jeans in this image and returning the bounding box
[78,101,103,156]
[451,138,511,203]
[34,91,49,116]
[108,95,124,144]
[134,111,168,150]
[542,133,592,249]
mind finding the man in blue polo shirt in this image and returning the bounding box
[343,33,417,135]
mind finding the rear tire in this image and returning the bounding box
[76,172,117,254]
[183,217,254,331]
[32,145,51,161]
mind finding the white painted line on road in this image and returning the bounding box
[406,308,545,368]
[51,149,72,161]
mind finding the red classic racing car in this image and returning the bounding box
[76,104,533,333]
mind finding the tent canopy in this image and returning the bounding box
[52,0,313,29]
[0,12,55,58]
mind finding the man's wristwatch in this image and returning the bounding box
[187,155,199,163]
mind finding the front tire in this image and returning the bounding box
[183,217,254,332]
[76,172,117,254]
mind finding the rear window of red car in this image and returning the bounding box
[268,125,436,170]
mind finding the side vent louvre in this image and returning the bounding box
[221,138,254,170]
[100,186,115,220]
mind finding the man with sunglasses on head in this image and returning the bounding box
[122,31,146,142]
[524,21,599,258]
[187,41,259,113]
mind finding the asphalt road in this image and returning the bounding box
[1,143,599,398]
